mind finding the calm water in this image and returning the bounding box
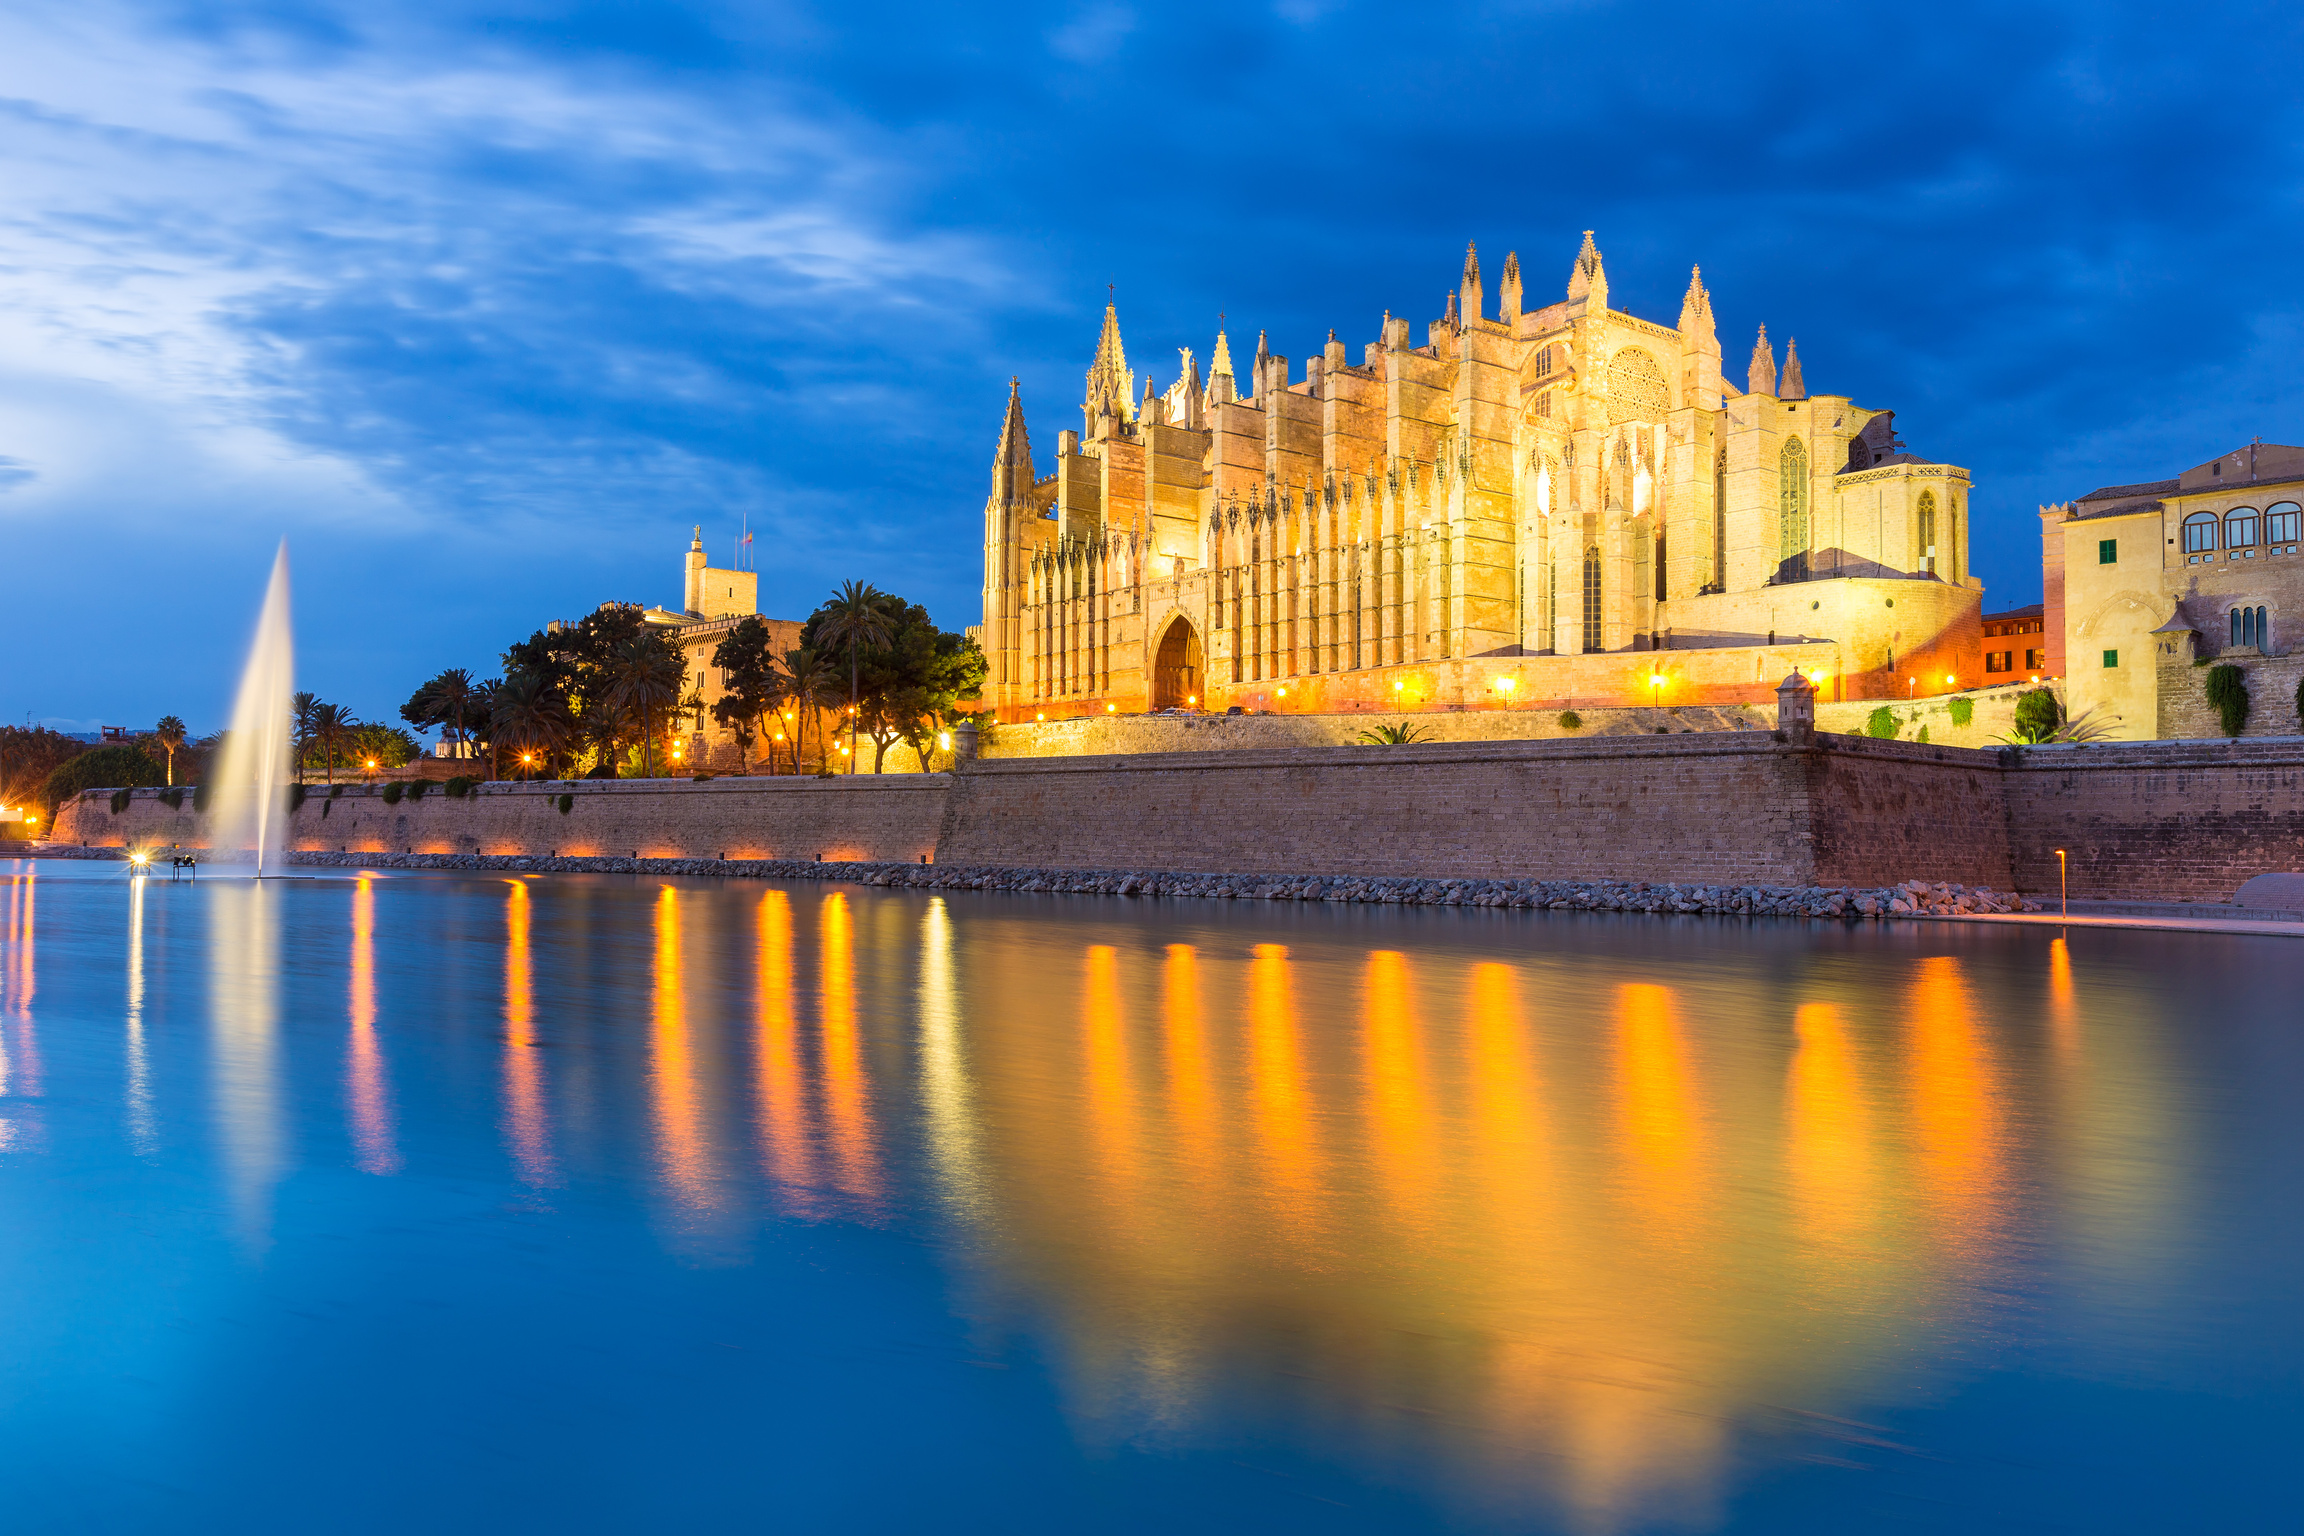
[1,860,2297,1532]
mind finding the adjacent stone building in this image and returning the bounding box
[980,234,1984,721]
[2042,442,2304,739]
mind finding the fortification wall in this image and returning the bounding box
[64,777,954,866]
[51,735,2304,900]
[2004,739,2304,901]
[987,702,1771,759]
[941,736,1829,885]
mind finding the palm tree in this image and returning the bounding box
[491,669,573,779]
[153,716,187,786]
[814,580,894,774]
[292,692,321,783]
[411,668,486,757]
[603,633,684,777]
[310,702,355,784]
[1357,721,1435,745]
[778,646,835,774]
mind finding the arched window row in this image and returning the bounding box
[2231,606,2270,651]
[2184,503,2301,563]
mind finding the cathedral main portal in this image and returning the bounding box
[1152,618,1202,710]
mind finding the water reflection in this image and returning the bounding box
[347,877,400,1176]
[502,879,555,1186]
[0,869,38,1151]
[208,878,284,1245]
[651,884,719,1218]
[21,870,2235,1530]
[125,877,155,1155]
[916,898,980,1217]
[816,891,879,1209]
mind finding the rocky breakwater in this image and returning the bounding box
[261,851,2035,918]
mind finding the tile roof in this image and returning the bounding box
[2078,477,2178,502]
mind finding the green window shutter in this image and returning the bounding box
[2098,538,2117,564]
[2102,649,2119,669]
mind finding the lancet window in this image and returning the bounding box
[1778,438,1809,574]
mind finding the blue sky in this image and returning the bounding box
[4,0,2299,733]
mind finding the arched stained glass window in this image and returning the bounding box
[2182,512,2220,555]
[1778,438,1809,573]
[1918,490,1939,575]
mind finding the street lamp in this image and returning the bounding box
[1907,676,1917,699]
[2056,848,2068,918]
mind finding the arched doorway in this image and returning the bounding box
[1152,617,1203,710]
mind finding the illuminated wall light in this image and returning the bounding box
[1106,703,1117,713]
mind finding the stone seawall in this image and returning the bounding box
[2003,737,2304,901]
[48,733,2304,900]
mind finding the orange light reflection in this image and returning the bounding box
[501,879,556,1185]
[347,877,400,1175]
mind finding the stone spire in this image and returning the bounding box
[1206,328,1236,407]
[1253,328,1271,404]
[1444,289,1460,330]
[1747,325,1778,398]
[994,376,1031,476]
[1676,265,1713,332]
[1498,250,1523,324]
[1460,241,1483,322]
[1779,337,1806,401]
[1566,230,1606,305]
[1140,373,1162,426]
[1082,301,1135,429]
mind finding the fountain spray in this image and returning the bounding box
[209,542,295,877]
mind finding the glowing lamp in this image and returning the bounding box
[1036,712,1046,722]
[1106,703,1117,713]
[1186,695,1196,705]
[1497,677,1516,693]
[937,732,951,750]
[1945,674,1956,686]
[1393,679,1405,691]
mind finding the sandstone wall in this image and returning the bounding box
[942,737,1830,885]
[2154,648,2304,741]
[64,777,955,866]
[51,735,2304,900]
[987,701,1770,759]
[2004,739,2304,901]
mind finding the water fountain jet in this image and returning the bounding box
[207,542,295,878]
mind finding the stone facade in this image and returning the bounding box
[2044,441,2304,739]
[981,234,1984,722]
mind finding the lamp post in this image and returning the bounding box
[1908,676,1917,699]
[2056,848,2068,918]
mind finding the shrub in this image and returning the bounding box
[555,793,574,815]
[1917,725,1930,744]
[158,787,184,811]
[287,783,307,814]
[109,787,133,814]
[1557,710,1583,730]
[405,779,431,801]
[381,781,405,805]
[692,773,714,782]
[2010,688,2061,743]
[2205,664,2250,737]
[1948,697,1974,728]
[193,780,214,813]
[1356,721,1434,745]
[2297,675,2304,731]
[1865,706,1898,739]
[443,776,473,799]
[44,744,163,816]
[329,784,345,799]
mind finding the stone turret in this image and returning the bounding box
[1776,671,1816,743]
[683,525,705,616]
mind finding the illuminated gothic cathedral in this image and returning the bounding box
[978,234,1983,719]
